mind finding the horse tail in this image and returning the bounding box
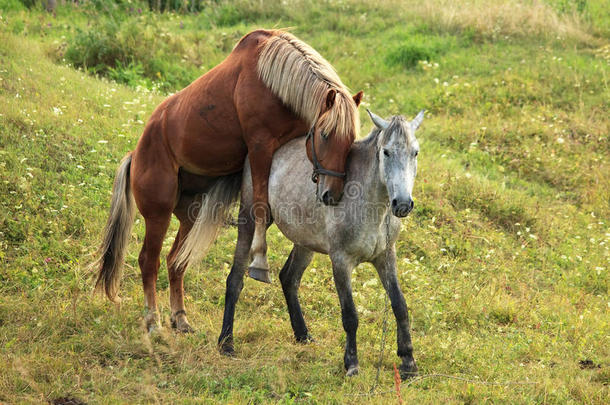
[174,172,242,270]
[93,153,135,302]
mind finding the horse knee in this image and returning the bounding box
[226,268,245,291]
[168,267,184,286]
[342,310,358,334]
[139,250,158,272]
[138,250,152,277]
[279,268,293,289]
[138,251,146,270]
[391,300,408,320]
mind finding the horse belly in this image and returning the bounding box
[178,132,247,176]
[347,217,400,261]
[273,208,330,254]
[169,106,247,175]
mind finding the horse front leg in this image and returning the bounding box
[245,142,275,283]
[372,247,418,380]
[218,201,256,354]
[330,253,359,377]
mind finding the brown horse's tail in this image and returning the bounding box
[174,172,242,271]
[93,154,135,302]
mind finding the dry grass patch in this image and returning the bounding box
[393,0,596,44]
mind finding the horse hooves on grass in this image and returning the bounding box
[248,267,272,283]
[346,366,359,377]
[147,324,163,335]
[171,310,194,333]
[219,346,236,357]
[179,325,195,333]
[400,370,418,380]
[296,334,315,344]
[144,312,162,334]
[400,361,418,380]
[172,322,195,334]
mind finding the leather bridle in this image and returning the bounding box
[305,125,347,184]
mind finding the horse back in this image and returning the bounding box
[132,29,304,178]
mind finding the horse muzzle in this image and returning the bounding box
[391,197,414,217]
[321,189,343,206]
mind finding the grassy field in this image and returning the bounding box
[0,0,608,403]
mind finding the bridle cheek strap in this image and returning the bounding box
[305,126,347,184]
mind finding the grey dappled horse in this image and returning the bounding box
[219,110,424,379]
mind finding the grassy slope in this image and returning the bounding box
[0,1,608,403]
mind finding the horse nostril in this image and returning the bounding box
[392,199,398,208]
[322,190,330,205]
[409,200,414,210]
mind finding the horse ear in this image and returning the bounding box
[325,89,337,110]
[367,109,389,130]
[352,91,363,107]
[411,110,425,130]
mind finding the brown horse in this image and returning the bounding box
[94,29,363,332]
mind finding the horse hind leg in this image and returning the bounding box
[166,224,195,332]
[131,132,178,333]
[166,193,197,333]
[139,214,172,332]
[279,245,314,342]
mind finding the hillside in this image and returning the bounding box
[0,1,608,403]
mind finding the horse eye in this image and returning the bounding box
[414,150,419,157]
[383,149,390,157]
[321,131,329,140]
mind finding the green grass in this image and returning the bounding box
[1,0,609,403]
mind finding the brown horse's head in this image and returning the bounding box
[306,89,363,206]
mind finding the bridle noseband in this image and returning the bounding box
[305,126,347,184]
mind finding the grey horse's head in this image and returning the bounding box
[367,109,424,217]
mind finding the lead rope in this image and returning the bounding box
[371,211,392,393]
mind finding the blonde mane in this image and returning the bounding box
[257,31,359,140]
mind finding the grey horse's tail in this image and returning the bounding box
[173,173,242,271]
[93,154,135,302]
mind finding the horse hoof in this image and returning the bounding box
[172,321,194,334]
[179,324,194,333]
[296,334,315,344]
[220,345,236,357]
[145,317,162,334]
[248,267,272,283]
[400,360,418,380]
[171,313,194,333]
[346,365,359,377]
